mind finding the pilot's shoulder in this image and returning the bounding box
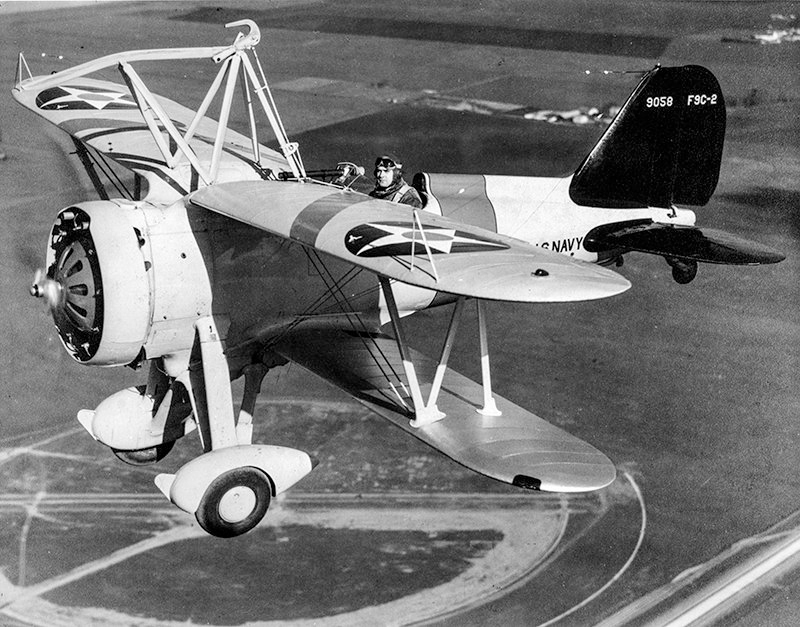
[400,184,423,208]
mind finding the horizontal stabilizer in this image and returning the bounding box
[274,326,616,492]
[585,219,785,265]
[570,65,725,209]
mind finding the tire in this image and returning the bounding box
[195,467,272,538]
[671,260,698,284]
[666,257,698,284]
[113,440,175,466]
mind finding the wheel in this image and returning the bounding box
[666,257,698,284]
[112,440,176,466]
[195,467,272,538]
[671,260,698,284]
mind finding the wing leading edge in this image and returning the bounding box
[274,326,616,492]
[190,180,631,303]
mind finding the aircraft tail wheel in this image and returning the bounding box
[666,257,698,284]
[195,466,272,538]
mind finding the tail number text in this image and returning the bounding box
[646,96,673,108]
[687,94,718,106]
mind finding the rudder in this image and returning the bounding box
[569,65,726,209]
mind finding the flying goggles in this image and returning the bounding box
[375,156,402,170]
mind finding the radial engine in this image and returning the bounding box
[31,199,214,366]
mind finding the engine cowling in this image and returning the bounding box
[41,199,213,365]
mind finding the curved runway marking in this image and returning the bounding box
[0,399,622,626]
[538,470,647,627]
[0,493,569,626]
[425,492,574,623]
[1,525,207,609]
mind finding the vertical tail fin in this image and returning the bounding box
[569,65,725,209]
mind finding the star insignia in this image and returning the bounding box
[36,85,137,111]
[344,222,508,258]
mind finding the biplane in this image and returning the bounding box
[14,21,783,537]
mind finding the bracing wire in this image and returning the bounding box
[298,249,411,410]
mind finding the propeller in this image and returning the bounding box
[30,232,101,348]
[30,267,64,312]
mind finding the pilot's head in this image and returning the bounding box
[374,153,403,190]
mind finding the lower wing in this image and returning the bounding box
[273,325,616,493]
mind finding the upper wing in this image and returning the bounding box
[190,180,631,303]
[274,325,616,492]
[13,71,287,200]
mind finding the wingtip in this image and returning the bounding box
[537,464,617,493]
[536,259,631,302]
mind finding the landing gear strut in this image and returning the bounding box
[154,316,315,538]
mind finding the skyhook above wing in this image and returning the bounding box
[190,180,631,303]
[13,72,288,200]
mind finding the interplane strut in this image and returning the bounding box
[379,278,502,427]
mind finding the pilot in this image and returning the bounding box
[369,153,423,208]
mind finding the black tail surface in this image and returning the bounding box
[569,65,725,209]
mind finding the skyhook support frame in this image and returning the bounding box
[117,20,305,183]
[16,19,306,185]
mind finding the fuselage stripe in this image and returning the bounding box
[430,174,498,233]
[290,193,373,246]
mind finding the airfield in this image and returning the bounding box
[1,1,799,625]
